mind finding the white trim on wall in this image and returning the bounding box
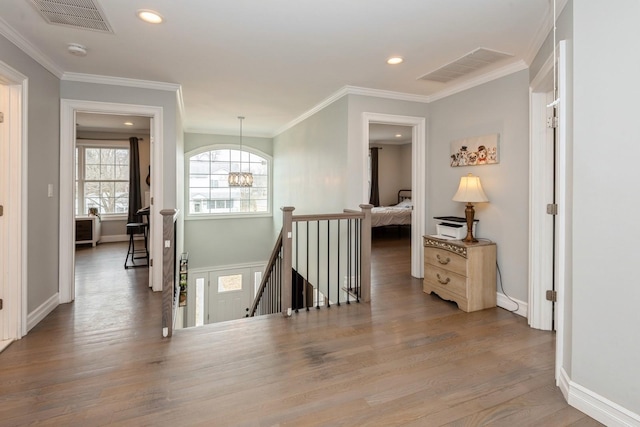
[0,60,28,339]
[559,368,640,427]
[26,293,58,332]
[362,113,426,278]
[60,99,164,303]
[528,52,555,331]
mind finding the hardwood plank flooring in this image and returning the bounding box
[0,237,600,426]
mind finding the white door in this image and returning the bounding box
[207,268,253,323]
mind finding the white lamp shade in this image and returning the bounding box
[452,174,489,203]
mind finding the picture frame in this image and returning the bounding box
[450,133,499,167]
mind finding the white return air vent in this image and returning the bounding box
[30,0,113,33]
[419,48,513,83]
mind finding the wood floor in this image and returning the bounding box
[0,237,601,426]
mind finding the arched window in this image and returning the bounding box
[187,146,271,217]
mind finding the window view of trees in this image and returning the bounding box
[188,148,269,215]
[76,146,129,216]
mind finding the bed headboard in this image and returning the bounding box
[398,189,412,204]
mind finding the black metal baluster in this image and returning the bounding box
[337,220,341,306]
[316,220,320,309]
[326,219,331,308]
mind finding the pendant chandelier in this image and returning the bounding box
[228,116,253,187]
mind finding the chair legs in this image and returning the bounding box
[124,223,148,269]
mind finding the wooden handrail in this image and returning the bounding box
[248,229,283,317]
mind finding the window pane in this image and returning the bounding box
[86,148,100,164]
[77,146,130,215]
[86,164,100,180]
[218,274,242,292]
[101,165,114,180]
[188,148,270,215]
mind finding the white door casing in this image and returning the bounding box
[528,52,555,331]
[60,99,164,303]
[0,61,28,340]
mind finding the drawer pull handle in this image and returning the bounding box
[436,254,451,265]
[436,273,450,285]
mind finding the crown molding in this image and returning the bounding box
[61,72,181,92]
[273,85,431,137]
[0,16,64,78]
[427,60,528,103]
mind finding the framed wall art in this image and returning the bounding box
[450,133,499,167]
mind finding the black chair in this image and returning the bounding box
[124,222,148,269]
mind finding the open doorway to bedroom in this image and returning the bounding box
[362,113,426,279]
[368,124,413,247]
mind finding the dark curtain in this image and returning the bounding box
[369,147,380,206]
[127,137,142,228]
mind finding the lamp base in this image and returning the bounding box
[462,202,478,243]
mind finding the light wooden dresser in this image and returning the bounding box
[423,236,496,312]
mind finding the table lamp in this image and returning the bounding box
[452,173,489,243]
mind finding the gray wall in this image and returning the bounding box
[183,132,275,269]
[1,34,60,313]
[572,0,640,414]
[428,70,531,302]
[273,96,349,223]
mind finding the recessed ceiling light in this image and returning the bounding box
[395,134,402,138]
[137,9,163,24]
[387,56,404,65]
[124,121,134,126]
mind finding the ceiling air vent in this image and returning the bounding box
[418,48,513,83]
[30,0,113,33]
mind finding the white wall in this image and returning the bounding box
[428,70,531,302]
[571,0,640,415]
[183,132,275,269]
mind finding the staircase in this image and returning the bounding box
[249,205,372,317]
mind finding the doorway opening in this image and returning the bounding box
[73,112,152,297]
[60,100,164,305]
[362,113,426,279]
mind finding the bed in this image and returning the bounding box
[371,189,412,227]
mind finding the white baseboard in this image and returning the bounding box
[27,292,59,332]
[497,292,527,317]
[559,367,640,426]
[99,234,131,243]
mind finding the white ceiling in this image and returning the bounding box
[0,0,560,137]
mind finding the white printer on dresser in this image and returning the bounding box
[432,216,478,240]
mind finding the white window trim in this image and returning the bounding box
[76,139,131,218]
[185,144,272,220]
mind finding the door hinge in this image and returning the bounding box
[151,197,154,205]
[546,116,558,128]
[150,259,153,267]
[0,111,4,123]
[0,205,3,216]
[0,299,3,310]
[546,203,558,215]
[546,290,557,302]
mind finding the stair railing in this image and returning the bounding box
[249,204,372,318]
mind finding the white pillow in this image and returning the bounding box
[396,199,412,208]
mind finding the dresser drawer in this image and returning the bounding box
[424,247,466,276]
[423,265,467,299]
